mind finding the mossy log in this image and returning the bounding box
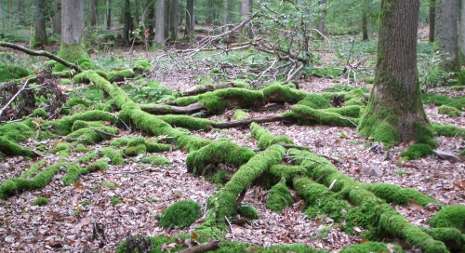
[0,136,37,157]
[140,102,204,115]
[289,149,449,253]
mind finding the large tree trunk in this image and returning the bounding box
[155,0,166,45]
[34,0,48,48]
[59,0,88,68]
[169,0,178,41]
[429,0,436,42]
[318,0,327,36]
[361,0,369,41]
[90,0,97,28]
[186,0,194,38]
[459,0,465,59]
[53,0,62,34]
[435,0,460,71]
[358,0,431,146]
[106,0,112,30]
[122,0,133,46]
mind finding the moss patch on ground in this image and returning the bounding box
[266,180,293,213]
[159,200,201,228]
[429,205,465,233]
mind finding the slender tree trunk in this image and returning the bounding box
[223,0,230,29]
[53,0,62,34]
[240,0,252,37]
[122,0,133,46]
[106,0,112,30]
[134,0,140,28]
[34,0,48,48]
[359,0,430,146]
[169,0,178,41]
[90,0,97,28]
[186,0,194,38]
[435,0,460,71]
[459,0,465,60]
[362,0,369,41]
[155,0,166,45]
[16,0,26,25]
[429,0,436,42]
[318,0,327,36]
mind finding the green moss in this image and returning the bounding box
[0,63,31,81]
[55,43,92,71]
[157,115,213,130]
[198,88,265,114]
[174,95,200,106]
[237,204,259,219]
[159,200,201,228]
[47,110,116,135]
[141,155,170,166]
[71,120,106,131]
[33,196,49,206]
[111,136,145,147]
[268,164,307,182]
[340,242,403,253]
[297,94,331,109]
[0,120,35,142]
[425,227,465,252]
[324,105,362,118]
[66,125,118,144]
[432,123,465,138]
[401,143,434,160]
[100,147,124,165]
[123,144,147,157]
[285,105,358,127]
[293,177,349,222]
[0,162,63,199]
[79,151,98,163]
[133,58,152,73]
[233,109,249,120]
[430,205,465,233]
[262,83,306,103]
[74,144,89,152]
[250,123,293,149]
[107,69,135,82]
[31,108,48,119]
[358,107,400,147]
[266,180,293,213]
[438,105,462,117]
[88,158,109,171]
[62,163,88,185]
[111,195,123,206]
[187,139,255,177]
[344,89,367,106]
[0,136,35,157]
[365,183,436,206]
[53,142,72,157]
[423,93,465,110]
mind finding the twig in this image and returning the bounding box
[0,78,31,118]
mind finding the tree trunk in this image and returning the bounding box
[223,0,230,31]
[435,0,460,71]
[34,0,48,48]
[122,0,133,46]
[318,0,327,36]
[361,0,369,41]
[429,0,435,42]
[155,0,166,45]
[169,0,178,41]
[240,0,252,37]
[358,0,431,146]
[106,0,112,30]
[134,0,141,28]
[53,0,62,34]
[459,0,465,59]
[186,0,194,38]
[90,0,97,28]
[59,0,88,67]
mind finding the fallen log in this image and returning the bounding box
[181,82,238,97]
[179,240,220,253]
[140,102,204,114]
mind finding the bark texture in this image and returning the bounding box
[90,0,97,27]
[429,0,435,42]
[359,0,430,146]
[61,0,84,45]
[122,0,133,46]
[34,0,48,47]
[106,0,112,30]
[435,0,460,70]
[186,0,195,37]
[169,0,178,40]
[361,0,369,41]
[53,0,62,34]
[155,0,166,44]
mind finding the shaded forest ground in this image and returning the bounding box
[0,36,464,252]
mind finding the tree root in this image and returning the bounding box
[179,240,220,253]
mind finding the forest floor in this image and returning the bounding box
[0,46,464,253]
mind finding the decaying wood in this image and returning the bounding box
[0,42,81,72]
[212,115,288,128]
[179,240,220,253]
[140,102,205,114]
[181,82,238,96]
[0,79,31,118]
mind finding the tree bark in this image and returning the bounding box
[240,0,252,37]
[122,0,133,46]
[155,0,166,45]
[53,0,62,34]
[186,0,194,38]
[359,0,430,145]
[169,0,178,41]
[318,0,327,36]
[435,0,460,71]
[90,0,97,28]
[429,0,436,42]
[459,0,465,59]
[106,0,112,30]
[361,0,369,41]
[62,0,84,45]
[34,0,48,48]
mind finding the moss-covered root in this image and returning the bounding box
[66,125,118,144]
[424,227,465,253]
[186,139,255,177]
[262,83,306,103]
[0,162,63,199]
[438,105,462,117]
[429,205,465,233]
[289,149,449,253]
[365,183,437,206]
[250,123,293,149]
[293,177,349,222]
[340,242,404,253]
[47,110,117,135]
[159,200,201,228]
[432,123,465,138]
[266,180,293,213]
[400,143,434,160]
[0,136,36,157]
[62,163,89,186]
[285,104,358,127]
[157,115,214,130]
[204,145,285,226]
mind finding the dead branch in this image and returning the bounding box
[212,115,288,128]
[179,240,220,253]
[140,102,205,115]
[0,42,81,72]
[0,79,31,118]
[181,82,238,97]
